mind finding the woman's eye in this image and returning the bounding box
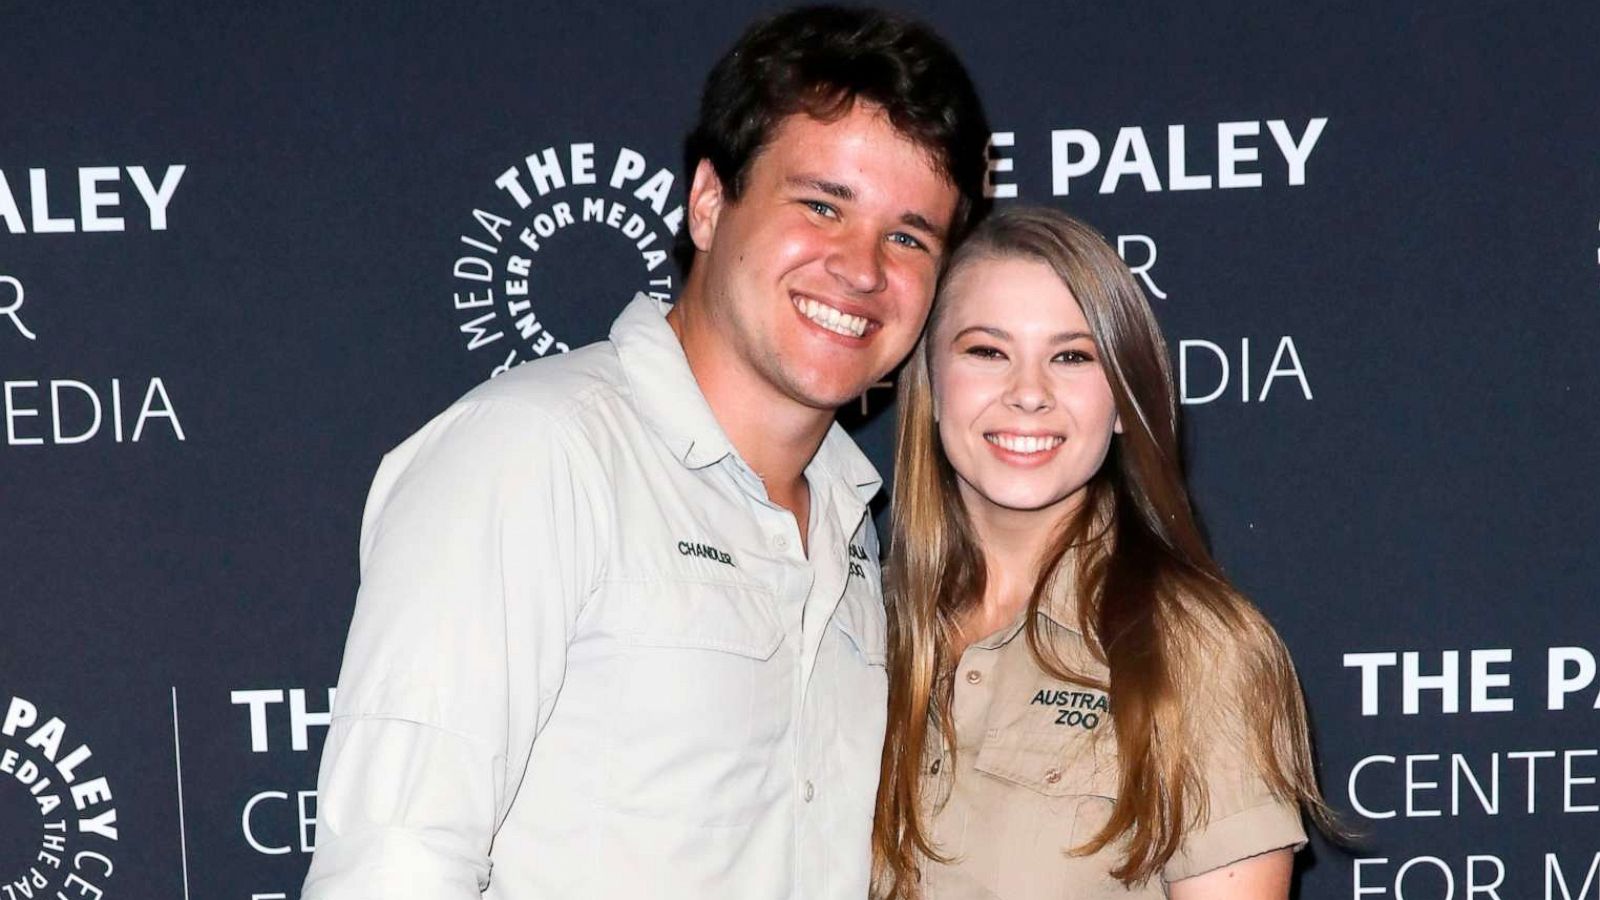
[1055,349,1096,364]
[964,345,1004,360]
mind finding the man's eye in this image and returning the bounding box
[804,200,839,218]
[889,232,927,251]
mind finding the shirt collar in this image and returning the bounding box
[811,420,884,506]
[610,293,882,504]
[969,553,1084,651]
[611,294,735,470]
[1038,561,1082,633]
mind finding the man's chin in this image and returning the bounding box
[799,381,883,414]
[765,351,897,413]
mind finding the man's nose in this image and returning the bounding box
[825,229,887,294]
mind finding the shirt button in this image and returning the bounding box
[803,780,816,802]
[965,670,983,685]
[773,535,789,550]
[1044,768,1062,785]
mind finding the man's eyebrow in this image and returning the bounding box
[787,176,854,201]
[901,211,947,242]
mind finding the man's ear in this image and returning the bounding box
[687,158,727,254]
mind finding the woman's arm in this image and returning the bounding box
[1168,848,1293,900]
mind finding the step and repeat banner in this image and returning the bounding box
[3,2,1598,898]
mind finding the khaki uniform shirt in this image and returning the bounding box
[919,574,1306,898]
[304,295,889,900]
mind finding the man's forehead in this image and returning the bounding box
[760,104,953,188]
[749,109,957,226]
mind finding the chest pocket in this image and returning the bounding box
[616,576,785,657]
[596,577,788,824]
[974,727,1106,796]
[972,727,1122,869]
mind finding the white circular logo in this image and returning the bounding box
[448,142,685,378]
[0,695,117,897]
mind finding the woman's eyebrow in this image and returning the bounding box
[950,324,1008,342]
[949,326,1094,342]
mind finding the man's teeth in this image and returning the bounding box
[985,433,1064,454]
[796,297,868,338]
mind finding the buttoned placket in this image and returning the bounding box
[953,640,1004,749]
[726,455,830,900]
[795,480,866,900]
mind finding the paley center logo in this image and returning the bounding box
[448,143,684,378]
[2,165,189,447]
[0,694,118,899]
[2,273,186,447]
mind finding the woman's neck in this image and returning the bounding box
[952,500,1078,658]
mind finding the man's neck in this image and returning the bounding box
[665,297,834,518]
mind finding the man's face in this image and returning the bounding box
[685,102,960,414]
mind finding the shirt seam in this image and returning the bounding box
[328,711,502,757]
[454,393,617,590]
[468,377,627,427]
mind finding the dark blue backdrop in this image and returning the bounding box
[3,3,1598,898]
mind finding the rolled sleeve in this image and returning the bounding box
[1162,793,1306,882]
[302,398,603,899]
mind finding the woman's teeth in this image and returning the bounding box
[985,433,1064,454]
[796,297,868,338]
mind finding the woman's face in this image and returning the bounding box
[931,255,1121,527]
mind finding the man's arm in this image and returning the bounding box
[302,398,602,899]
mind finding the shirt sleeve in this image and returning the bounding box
[302,398,604,899]
[1161,779,1306,882]
[1161,628,1309,883]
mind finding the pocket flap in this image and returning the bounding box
[616,580,784,660]
[974,729,1115,799]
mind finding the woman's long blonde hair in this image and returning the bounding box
[871,207,1337,897]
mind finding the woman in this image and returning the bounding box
[872,207,1336,899]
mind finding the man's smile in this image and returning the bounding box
[792,292,875,339]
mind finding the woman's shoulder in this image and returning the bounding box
[1167,584,1301,722]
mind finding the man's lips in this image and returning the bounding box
[792,293,878,340]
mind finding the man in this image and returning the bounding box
[301,7,989,898]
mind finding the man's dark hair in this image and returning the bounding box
[676,5,991,273]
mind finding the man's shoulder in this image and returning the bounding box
[384,340,633,473]
[459,339,627,420]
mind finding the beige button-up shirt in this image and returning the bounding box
[919,573,1306,898]
[303,295,889,899]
